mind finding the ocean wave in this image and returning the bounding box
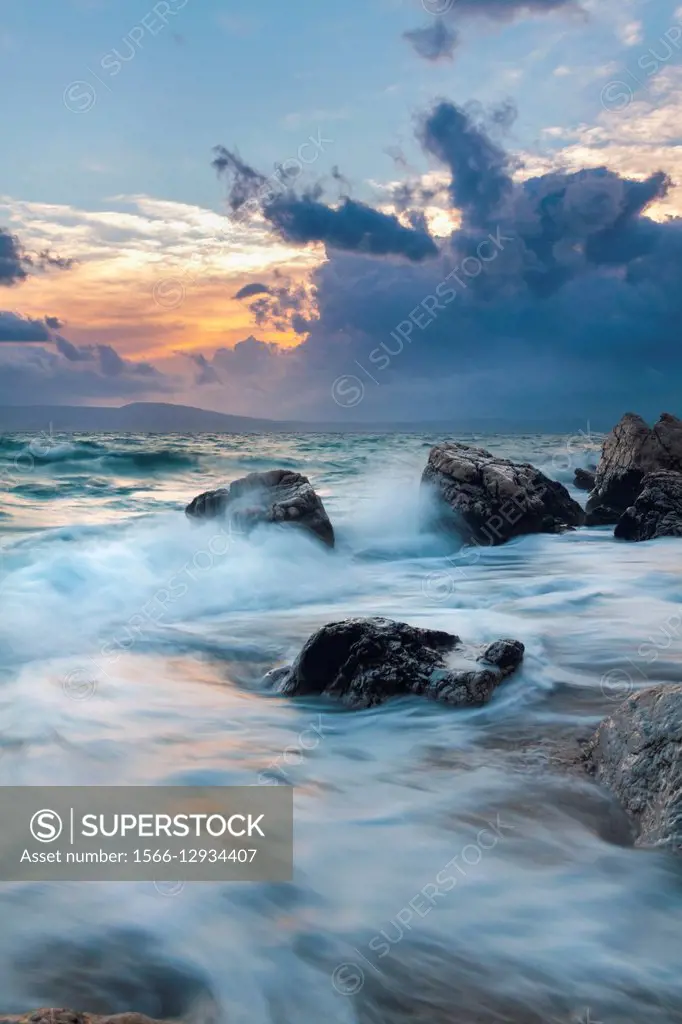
[2,440,200,474]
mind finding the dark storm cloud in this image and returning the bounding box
[97,344,159,378]
[265,194,439,261]
[0,340,171,406]
[216,97,682,423]
[185,352,222,386]
[212,146,439,262]
[55,335,93,362]
[0,312,56,342]
[405,0,579,60]
[418,101,514,226]
[445,0,577,18]
[0,230,32,286]
[234,282,272,300]
[232,273,313,335]
[0,229,75,285]
[403,19,458,62]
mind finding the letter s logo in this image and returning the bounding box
[30,809,63,843]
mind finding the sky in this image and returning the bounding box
[1,0,682,422]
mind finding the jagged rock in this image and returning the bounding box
[185,469,334,547]
[585,504,620,527]
[421,442,584,546]
[574,467,596,491]
[266,617,524,709]
[614,470,682,541]
[586,412,682,521]
[581,684,682,849]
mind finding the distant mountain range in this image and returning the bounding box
[0,402,608,434]
[0,402,295,434]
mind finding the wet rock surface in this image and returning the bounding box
[573,467,596,491]
[614,470,682,541]
[186,469,334,547]
[422,442,584,546]
[581,683,682,849]
[586,412,682,520]
[266,616,525,709]
[10,931,217,1021]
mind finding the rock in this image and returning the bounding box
[11,931,216,1022]
[266,617,524,709]
[185,469,334,547]
[573,467,596,491]
[614,470,682,541]
[421,442,584,546]
[586,412,682,520]
[584,504,620,527]
[582,684,682,849]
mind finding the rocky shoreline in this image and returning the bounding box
[42,413,681,1017]
[185,411,682,548]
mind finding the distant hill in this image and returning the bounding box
[0,403,297,434]
[0,402,609,435]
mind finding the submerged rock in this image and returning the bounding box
[586,412,682,522]
[266,617,524,709]
[185,469,334,547]
[421,442,584,546]
[614,470,682,541]
[582,684,682,849]
[573,467,596,491]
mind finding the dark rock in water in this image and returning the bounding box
[573,467,596,491]
[584,504,620,527]
[421,442,584,546]
[266,617,524,709]
[614,470,682,541]
[582,683,682,849]
[11,929,216,1020]
[586,412,682,521]
[185,469,334,547]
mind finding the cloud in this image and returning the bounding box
[440,0,577,18]
[55,334,93,361]
[403,19,459,62]
[0,338,172,406]
[212,147,440,262]
[405,0,579,61]
[0,230,31,286]
[189,96,682,424]
[234,282,272,300]
[0,312,58,342]
[418,102,514,227]
[0,228,74,286]
[185,351,222,386]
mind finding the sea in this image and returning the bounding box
[1,429,682,1023]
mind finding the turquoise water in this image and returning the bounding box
[1,430,682,1022]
